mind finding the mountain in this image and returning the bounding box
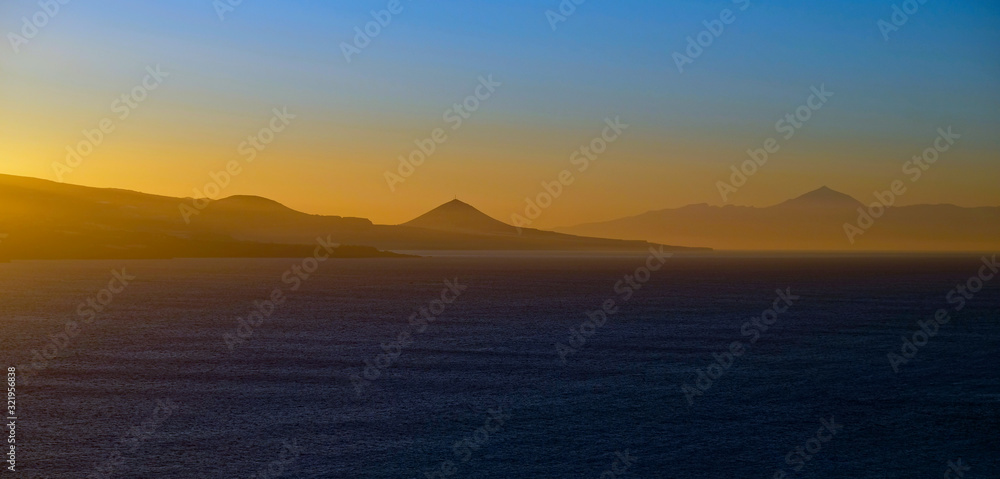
[0,174,407,260]
[191,192,702,252]
[774,186,863,209]
[403,199,515,235]
[557,187,1000,251]
[394,198,709,251]
[0,174,704,260]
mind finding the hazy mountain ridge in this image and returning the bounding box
[0,174,701,260]
[557,187,1000,251]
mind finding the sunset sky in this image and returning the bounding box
[1,0,998,227]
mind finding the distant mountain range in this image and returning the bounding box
[0,174,697,260]
[557,187,1000,251]
[4,175,988,259]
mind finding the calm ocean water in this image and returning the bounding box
[1,255,997,478]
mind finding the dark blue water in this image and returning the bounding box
[1,255,997,478]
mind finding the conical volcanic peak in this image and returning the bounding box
[774,186,863,209]
[210,195,294,212]
[402,199,516,235]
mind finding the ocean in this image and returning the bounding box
[1,254,997,478]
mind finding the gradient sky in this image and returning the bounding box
[1,0,998,226]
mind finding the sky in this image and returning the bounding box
[1,0,998,227]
